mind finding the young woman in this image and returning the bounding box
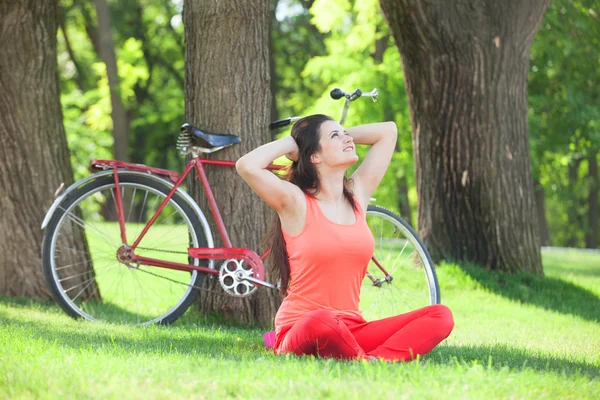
[236,115,454,361]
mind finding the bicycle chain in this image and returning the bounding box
[133,246,233,298]
[133,266,233,298]
[136,246,188,254]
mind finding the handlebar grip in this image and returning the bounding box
[269,118,292,130]
[330,88,345,100]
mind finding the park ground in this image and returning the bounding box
[0,250,599,399]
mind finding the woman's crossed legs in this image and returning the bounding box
[275,304,454,362]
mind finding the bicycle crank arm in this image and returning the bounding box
[242,275,277,289]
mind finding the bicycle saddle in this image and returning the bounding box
[180,123,241,148]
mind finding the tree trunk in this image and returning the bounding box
[567,158,581,247]
[58,4,89,92]
[184,0,280,327]
[268,0,279,131]
[586,151,598,249]
[0,0,86,297]
[380,0,548,274]
[93,0,129,163]
[534,178,551,246]
[396,172,413,227]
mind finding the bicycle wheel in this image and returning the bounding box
[360,205,440,321]
[42,173,210,325]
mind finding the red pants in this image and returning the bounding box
[274,304,454,362]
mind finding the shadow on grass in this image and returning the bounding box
[0,295,195,326]
[0,296,267,359]
[425,344,599,380]
[0,308,266,360]
[457,264,600,323]
[0,295,263,330]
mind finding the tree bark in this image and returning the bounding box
[0,0,82,297]
[380,0,548,274]
[184,0,280,327]
[534,178,551,246]
[586,151,598,249]
[93,0,130,163]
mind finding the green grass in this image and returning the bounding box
[1,250,599,399]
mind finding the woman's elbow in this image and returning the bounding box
[386,121,398,136]
[236,157,260,181]
[235,157,250,176]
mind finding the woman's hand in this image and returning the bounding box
[236,135,302,212]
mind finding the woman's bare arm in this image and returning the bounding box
[347,122,398,210]
[236,136,302,213]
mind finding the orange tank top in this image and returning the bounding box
[274,193,375,335]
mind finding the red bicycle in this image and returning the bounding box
[41,88,440,325]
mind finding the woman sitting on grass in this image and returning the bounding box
[236,115,454,361]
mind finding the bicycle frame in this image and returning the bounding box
[90,157,285,289]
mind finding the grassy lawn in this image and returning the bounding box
[1,250,599,399]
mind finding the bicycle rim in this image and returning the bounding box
[360,205,440,321]
[47,178,203,324]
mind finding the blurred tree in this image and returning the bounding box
[93,0,130,163]
[380,0,550,274]
[56,0,186,181]
[184,0,280,326]
[528,0,600,249]
[0,0,93,297]
[271,0,328,120]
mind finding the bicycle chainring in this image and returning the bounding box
[218,259,257,297]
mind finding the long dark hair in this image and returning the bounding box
[262,114,356,296]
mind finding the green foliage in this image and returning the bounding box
[529,0,600,247]
[273,0,329,119]
[56,0,186,182]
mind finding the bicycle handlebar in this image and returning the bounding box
[269,88,378,130]
[268,117,301,130]
[330,88,378,101]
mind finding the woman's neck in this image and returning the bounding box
[314,169,347,204]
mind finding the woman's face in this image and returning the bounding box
[312,120,358,168]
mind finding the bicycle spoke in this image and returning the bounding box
[126,187,137,224]
[60,207,122,248]
[362,207,438,321]
[387,245,414,276]
[46,177,204,325]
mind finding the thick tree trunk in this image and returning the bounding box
[184,0,280,327]
[0,0,84,297]
[93,0,129,163]
[380,0,548,274]
[534,178,551,246]
[586,151,598,249]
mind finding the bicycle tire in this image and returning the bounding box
[42,173,210,325]
[362,205,440,320]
